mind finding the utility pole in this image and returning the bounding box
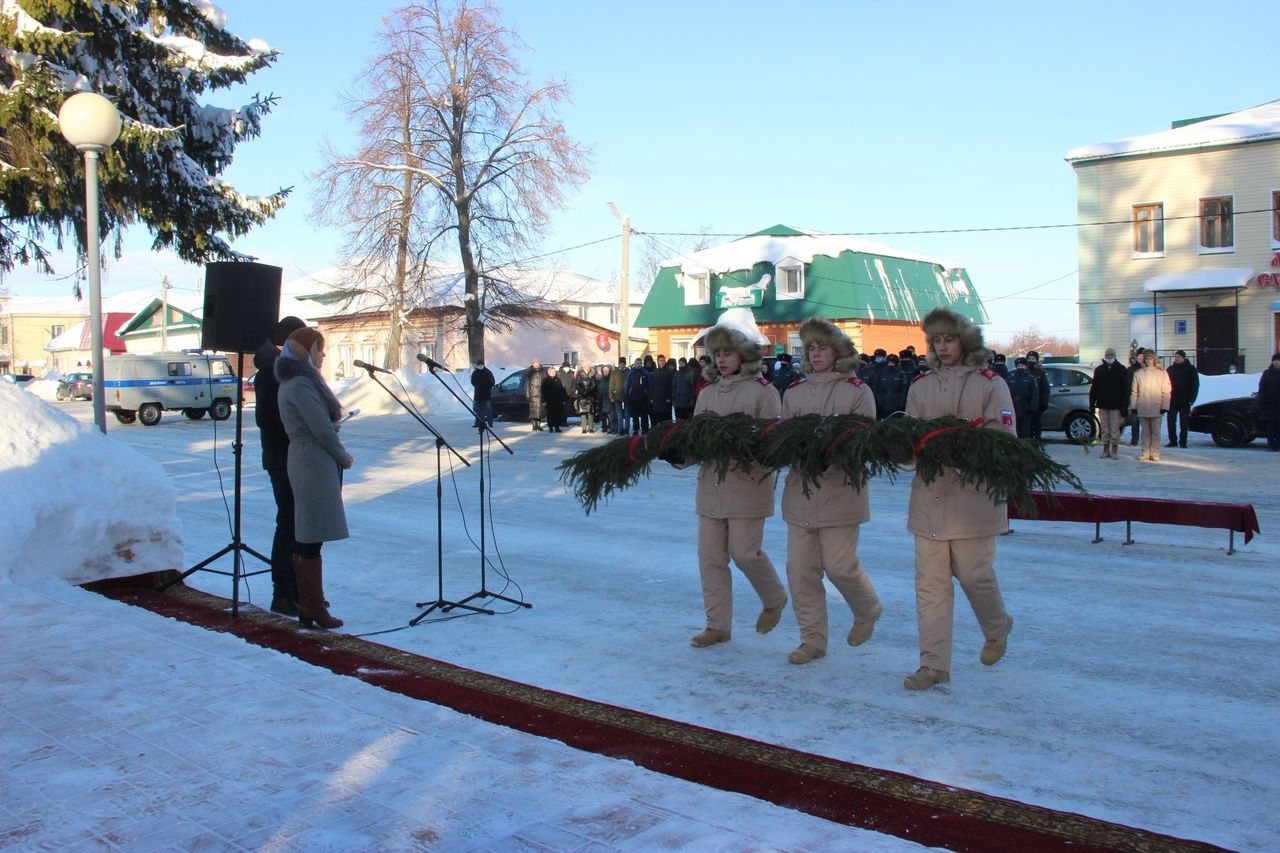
[160,275,170,350]
[607,202,631,363]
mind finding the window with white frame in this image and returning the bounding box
[608,306,619,325]
[669,336,693,360]
[361,344,376,366]
[1272,189,1280,246]
[681,271,710,306]
[577,304,590,321]
[338,346,353,377]
[1132,203,1164,255]
[1199,195,1234,251]
[776,258,805,300]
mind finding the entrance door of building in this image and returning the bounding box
[1196,306,1239,375]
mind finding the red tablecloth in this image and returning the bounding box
[1009,491,1260,544]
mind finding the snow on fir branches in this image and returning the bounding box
[0,0,288,278]
[557,413,1087,515]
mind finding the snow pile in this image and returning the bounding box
[0,383,183,583]
[334,367,515,420]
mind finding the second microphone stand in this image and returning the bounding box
[421,358,531,611]
[355,365,492,624]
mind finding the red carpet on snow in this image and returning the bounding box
[86,572,1228,853]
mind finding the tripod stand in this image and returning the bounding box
[421,361,530,611]
[161,351,269,617]
[351,365,491,623]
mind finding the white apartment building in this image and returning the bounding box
[1067,99,1280,373]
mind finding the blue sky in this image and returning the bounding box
[8,0,1279,342]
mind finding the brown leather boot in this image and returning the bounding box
[294,555,343,629]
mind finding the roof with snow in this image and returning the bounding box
[635,225,986,329]
[1065,99,1280,163]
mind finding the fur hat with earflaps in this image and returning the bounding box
[921,307,988,368]
[798,316,859,375]
[699,308,768,381]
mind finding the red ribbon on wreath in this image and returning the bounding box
[658,419,685,449]
[824,422,869,455]
[914,417,984,456]
[626,435,645,464]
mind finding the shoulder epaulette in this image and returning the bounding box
[980,368,998,379]
[847,377,865,386]
[756,376,771,386]
[912,372,931,383]
[788,377,806,388]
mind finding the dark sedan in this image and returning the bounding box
[56,372,93,401]
[1188,395,1266,447]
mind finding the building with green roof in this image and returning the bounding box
[635,225,987,359]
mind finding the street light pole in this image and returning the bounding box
[607,202,631,363]
[59,92,122,434]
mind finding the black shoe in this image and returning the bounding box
[270,595,299,617]
[1179,443,1187,448]
[1166,442,1177,447]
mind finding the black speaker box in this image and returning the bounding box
[201,262,283,352]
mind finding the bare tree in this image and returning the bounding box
[989,325,1079,358]
[312,0,587,367]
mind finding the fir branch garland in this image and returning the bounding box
[557,412,1086,515]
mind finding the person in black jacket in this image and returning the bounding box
[1026,351,1050,441]
[650,354,675,424]
[1259,352,1280,452]
[1090,346,1130,458]
[877,354,910,417]
[625,357,652,434]
[253,315,308,616]
[1165,349,1199,448]
[541,366,569,432]
[1005,358,1040,439]
[470,361,496,428]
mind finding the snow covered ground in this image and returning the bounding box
[2,372,1277,850]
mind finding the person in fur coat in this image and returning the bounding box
[1129,351,1171,462]
[275,327,353,630]
[901,307,1016,691]
[779,317,882,665]
[682,316,788,648]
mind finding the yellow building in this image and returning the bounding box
[1068,99,1280,373]
[0,296,88,375]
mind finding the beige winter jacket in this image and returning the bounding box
[905,364,1016,540]
[780,372,876,528]
[691,373,782,519]
[1129,364,1171,417]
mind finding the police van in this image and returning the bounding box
[104,351,238,426]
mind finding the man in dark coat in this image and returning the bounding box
[1089,346,1130,458]
[771,353,797,399]
[1258,352,1280,452]
[470,361,495,428]
[989,353,1009,381]
[877,354,910,417]
[1165,350,1199,448]
[650,354,675,423]
[1025,351,1050,441]
[625,356,652,434]
[1005,358,1039,439]
[253,315,308,616]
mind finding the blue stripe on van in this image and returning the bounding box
[104,378,236,389]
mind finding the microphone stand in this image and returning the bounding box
[422,361,531,611]
[356,366,492,624]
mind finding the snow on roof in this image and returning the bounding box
[1143,268,1254,292]
[1065,99,1280,162]
[661,227,953,275]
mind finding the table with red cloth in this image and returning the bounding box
[1007,491,1260,554]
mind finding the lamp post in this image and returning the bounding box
[606,202,631,364]
[59,91,122,434]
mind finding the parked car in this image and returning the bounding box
[1189,395,1265,447]
[1040,365,1099,441]
[491,365,579,422]
[56,372,93,401]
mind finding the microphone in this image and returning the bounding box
[353,359,390,374]
[416,353,446,372]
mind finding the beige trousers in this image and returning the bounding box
[1140,416,1162,458]
[913,536,1008,672]
[697,516,787,632]
[1098,408,1124,444]
[786,525,881,651]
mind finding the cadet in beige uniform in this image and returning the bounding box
[687,320,788,648]
[903,308,1016,690]
[780,317,882,665]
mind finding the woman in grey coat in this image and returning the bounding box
[527,359,544,431]
[275,327,353,629]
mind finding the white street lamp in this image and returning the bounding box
[59,91,122,434]
[607,202,631,363]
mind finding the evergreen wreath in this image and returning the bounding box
[557,412,1086,515]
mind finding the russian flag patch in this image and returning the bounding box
[1000,409,1014,426]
